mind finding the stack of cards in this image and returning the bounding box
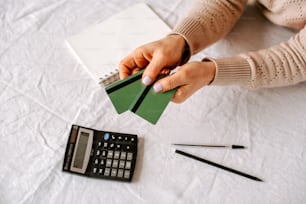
[105,70,176,125]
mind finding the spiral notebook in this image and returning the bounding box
[66,3,171,86]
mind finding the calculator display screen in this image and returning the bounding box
[73,131,89,169]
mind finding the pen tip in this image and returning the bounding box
[232,145,246,149]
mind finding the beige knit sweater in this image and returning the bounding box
[173,0,306,88]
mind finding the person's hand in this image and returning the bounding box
[119,34,187,85]
[153,61,216,103]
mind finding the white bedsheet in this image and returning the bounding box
[1,0,306,203]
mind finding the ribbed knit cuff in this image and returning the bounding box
[204,56,251,87]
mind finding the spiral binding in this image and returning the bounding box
[99,69,120,86]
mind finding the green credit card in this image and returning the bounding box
[105,70,176,124]
[105,70,146,114]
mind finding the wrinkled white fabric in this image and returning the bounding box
[0,1,305,204]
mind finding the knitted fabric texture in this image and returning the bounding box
[173,0,306,88]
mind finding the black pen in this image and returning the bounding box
[175,149,263,182]
[173,144,245,149]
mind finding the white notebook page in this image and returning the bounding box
[66,3,171,85]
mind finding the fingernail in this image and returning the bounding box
[153,83,162,93]
[142,76,152,85]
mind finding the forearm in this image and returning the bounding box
[172,0,248,55]
[210,26,306,88]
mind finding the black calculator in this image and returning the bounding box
[63,125,138,182]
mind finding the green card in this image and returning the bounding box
[105,70,146,114]
[130,85,176,124]
[105,70,176,124]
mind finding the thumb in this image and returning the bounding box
[142,52,167,86]
[152,72,183,93]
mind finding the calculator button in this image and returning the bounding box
[111,169,117,177]
[112,160,119,168]
[104,168,110,176]
[127,153,133,161]
[124,170,130,179]
[120,152,126,160]
[116,144,121,149]
[111,134,116,140]
[109,143,115,149]
[99,168,103,174]
[114,151,120,159]
[107,150,113,158]
[93,167,97,174]
[96,150,101,156]
[102,150,107,157]
[106,159,112,167]
[124,136,128,141]
[119,161,125,169]
[104,132,110,141]
[98,141,102,147]
[118,136,123,141]
[103,142,108,148]
[100,159,105,166]
[94,159,99,165]
[125,161,131,169]
[117,169,124,178]
[126,145,131,150]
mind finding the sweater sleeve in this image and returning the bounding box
[210,25,306,88]
[172,0,248,55]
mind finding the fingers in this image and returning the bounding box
[119,58,142,79]
[119,47,151,79]
[160,68,171,75]
[119,35,186,81]
[152,69,194,103]
[153,70,184,93]
[154,75,196,104]
[152,61,216,103]
[171,86,196,103]
[119,57,136,79]
[119,50,167,82]
[142,51,167,85]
